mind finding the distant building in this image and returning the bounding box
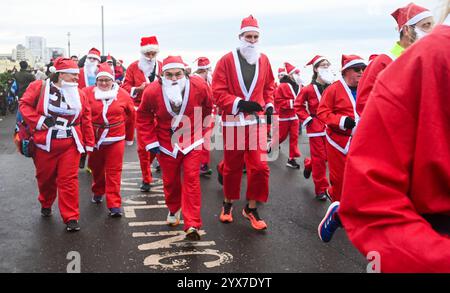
[12,44,35,66]
[45,47,66,63]
[25,36,46,63]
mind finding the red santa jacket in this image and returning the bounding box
[121,60,162,107]
[295,83,326,137]
[212,50,275,127]
[356,53,395,115]
[340,25,450,273]
[83,85,136,149]
[274,82,299,121]
[19,79,95,153]
[136,75,213,158]
[317,78,359,155]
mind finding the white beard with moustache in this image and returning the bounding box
[138,55,156,78]
[238,38,260,65]
[94,83,119,100]
[318,68,335,84]
[84,59,99,77]
[61,80,82,111]
[292,73,304,86]
[162,76,186,108]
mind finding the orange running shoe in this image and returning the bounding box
[219,203,233,223]
[242,207,267,230]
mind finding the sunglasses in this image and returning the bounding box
[352,67,365,73]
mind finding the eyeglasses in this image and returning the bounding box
[352,67,365,73]
[164,71,185,79]
[97,79,113,83]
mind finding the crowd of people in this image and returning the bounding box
[15,0,450,272]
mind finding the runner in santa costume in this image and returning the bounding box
[193,57,215,176]
[295,55,334,201]
[78,47,101,89]
[316,54,366,242]
[340,6,450,271]
[356,3,434,115]
[272,62,302,169]
[122,36,162,192]
[19,57,95,232]
[212,15,275,231]
[136,56,213,240]
[83,63,136,217]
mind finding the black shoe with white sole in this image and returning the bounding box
[41,208,52,217]
[140,181,151,192]
[66,220,80,232]
[286,159,300,169]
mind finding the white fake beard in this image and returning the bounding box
[84,59,99,76]
[414,27,429,40]
[94,83,119,100]
[138,55,156,77]
[318,68,335,84]
[61,81,82,111]
[162,77,186,107]
[206,71,212,85]
[292,74,304,86]
[239,38,260,65]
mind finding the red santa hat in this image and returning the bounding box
[305,55,328,67]
[391,3,432,32]
[368,54,379,62]
[96,62,114,80]
[196,57,211,70]
[278,67,287,76]
[140,36,160,54]
[162,56,186,71]
[240,15,260,35]
[87,47,101,62]
[53,57,79,74]
[284,62,299,75]
[341,54,367,71]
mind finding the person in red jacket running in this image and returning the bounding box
[19,57,95,232]
[295,55,333,201]
[340,4,450,272]
[122,36,162,193]
[83,63,136,217]
[316,54,366,242]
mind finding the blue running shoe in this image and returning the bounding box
[91,195,103,204]
[318,201,341,242]
[109,207,122,218]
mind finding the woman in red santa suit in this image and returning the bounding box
[193,57,215,176]
[19,57,95,232]
[339,2,450,272]
[122,36,163,193]
[83,63,135,217]
[295,55,334,201]
[137,56,213,241]
[316,54,366,242]
[272,62,302,169]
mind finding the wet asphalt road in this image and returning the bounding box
[0,113,366,273]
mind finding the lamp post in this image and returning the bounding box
[67,32,71,57]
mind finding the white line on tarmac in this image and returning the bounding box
[124,205,167,218]
[129,220,185,227]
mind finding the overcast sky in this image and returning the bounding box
[0,0,443,78]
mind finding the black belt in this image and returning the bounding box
[423,214,450,236]
[51,129,73,139]
[93,121,124,129]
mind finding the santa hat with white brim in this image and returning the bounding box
[140,36,160,54]
[162,56,186,72]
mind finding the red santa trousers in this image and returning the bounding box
[325,140,347,202]
[33,138,81,223]
[137,131,156,183]
[158,150,203,230]
[309,136,329,195]
[222,124,270,202]
[88,140,125,209]
[274,119,301,159]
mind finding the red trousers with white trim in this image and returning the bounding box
[137,131,156,183]
[159,150,202,231]
[88,140,125,209]
[309,136,329,195]
[274,119,301,159]
[33,138,81,223]
[326,140,346,202]
[222,125,270,202]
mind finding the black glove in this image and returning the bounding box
[344,117,356,130]
[237,100,263,113]
[265,106,273,125]
[43,117,56,128]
